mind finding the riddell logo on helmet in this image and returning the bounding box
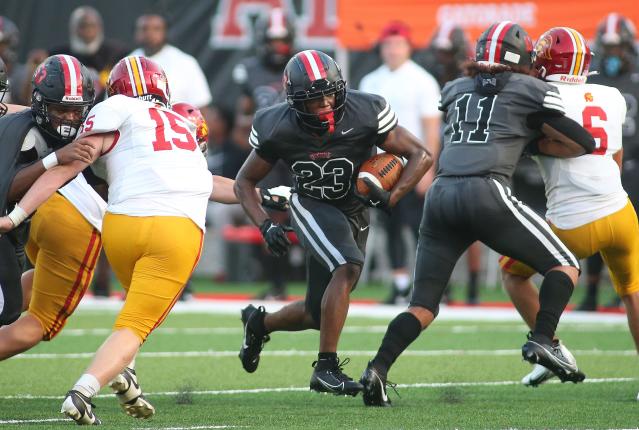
[62,95,84,102]
[558,75,585,84]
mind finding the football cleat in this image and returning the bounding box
[310,357,363,396]
[522,340,576,387]
[239,305,270,373]
[522,334,585,383]
[109,367,155,419]
[60,390,101,425]
[360,361,393,407]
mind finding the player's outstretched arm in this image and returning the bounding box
[210,175,289,211]
[527,112,595,157]
[378,125,433,207]
[0,134,110,233]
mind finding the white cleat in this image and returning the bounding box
[522,340,576,387]
[60,390,101,425]
[109,367,155,419]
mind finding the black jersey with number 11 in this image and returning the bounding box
[438,72,566,181]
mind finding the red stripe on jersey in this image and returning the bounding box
[102,130,121,155]
[310,50,327,78]
[483,24,500,61]
[493,22,514,64]
[57,55,72,97]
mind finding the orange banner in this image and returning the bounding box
[337,0,639,50]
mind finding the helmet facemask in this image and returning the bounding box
[32,90,91,143]
[288,78,346,134]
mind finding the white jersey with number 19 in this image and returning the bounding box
[535,82,628,229]
[78,94,212,230]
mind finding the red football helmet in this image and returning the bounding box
[107,56,170,106]
[533,27,592,84]
[172,102,209,153]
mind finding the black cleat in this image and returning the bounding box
[60,390,101,425]
[239,305,270,373]
[360,361,393,407]
[310,357,363,396]
[522,335,585,384]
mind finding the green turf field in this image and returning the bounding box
[1,309,637,429]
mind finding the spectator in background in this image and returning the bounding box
[359,21,441,304]
[417,24,482,305]
[578,13,639,311]
[50,6,129,101]
[231,8,296,299]
[0,16,44,107]
[131,14,212,113]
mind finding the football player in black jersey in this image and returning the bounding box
[359,22,596,407]
[235,50,432,396]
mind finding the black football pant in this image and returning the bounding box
[289,194,368,324]
[411,176,579,315]
[0,234,24,326]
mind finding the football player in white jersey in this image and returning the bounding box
[0,56,287,425]
[499,27,639,390]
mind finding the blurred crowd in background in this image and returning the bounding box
[1,3,638,308]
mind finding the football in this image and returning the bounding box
[356,153,404,195]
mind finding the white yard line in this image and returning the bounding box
[1,377,635,401]
[0,418,70,424]
[14,349,637,360]
[75,297,630,323]
[56,322,628,337]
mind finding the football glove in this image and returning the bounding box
[259,219,293,257]
[355,178,391,214]
[259,186,291,212]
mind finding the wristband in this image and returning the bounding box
[42,152,59,170]
[7,205,28,227]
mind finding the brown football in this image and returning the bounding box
[356,153,404,195]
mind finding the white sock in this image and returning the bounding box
[393,273,411,292]
[127,358,136,370]
[72,373,101,398]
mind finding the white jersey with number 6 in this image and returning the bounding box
[78,94,212,230]
[535,82,628,229]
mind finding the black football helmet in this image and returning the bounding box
[594,13,637,77]
[475,21,533,68]
[284,50,346,134]
[31,55,95,143]
[255,8,295,69]
[0,56,8,117]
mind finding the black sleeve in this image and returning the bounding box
[526,112,595,154]
[249,112,279,164]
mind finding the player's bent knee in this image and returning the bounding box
[548,265,579,284]
[333,262,362,286]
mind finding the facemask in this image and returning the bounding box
[602,56,622,77]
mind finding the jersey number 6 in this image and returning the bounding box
[582,106,608,155]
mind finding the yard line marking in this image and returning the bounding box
[57,323,628,337]
[133,426,239,430]
[14,349,638,360]
[1,378,635,401]
[0,418,70,424]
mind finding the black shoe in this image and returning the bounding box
[360,361,394,407]
[383,284,410,305]
[522,334,585,383]
[239,305,270,373]
[60,390,101,425]
[576,298,597,311]
[310,357,363,396]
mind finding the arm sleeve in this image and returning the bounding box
[527,113,595,154]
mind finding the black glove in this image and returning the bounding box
[259,188,289,211]
[259,219,293,257]
[355,178,392,214]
